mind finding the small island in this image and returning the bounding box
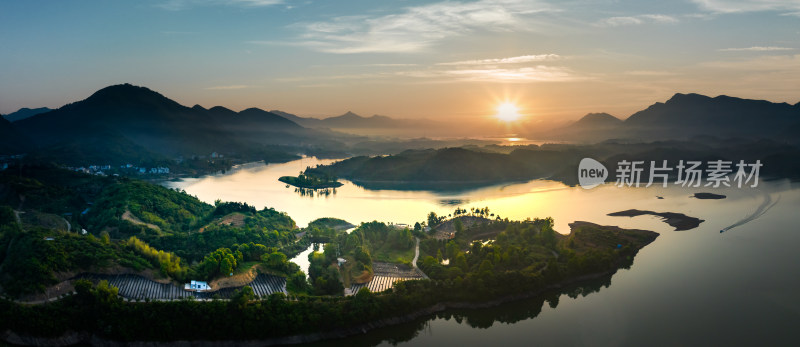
[608,209,704,231]
[693,192,727,200]
[279,172,343,189]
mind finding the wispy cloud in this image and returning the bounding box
[274,0,558,54]
[690,0,800,14]
[278,54,578,83]
[437,54,561,66]
[204,85,252,90]
[719,46,795,52]
[597,14,679,27]
[159,0,284,11]
[438,66,578,82]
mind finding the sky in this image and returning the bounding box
[1,0,799,122]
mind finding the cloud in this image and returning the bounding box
[718,46,795,51]
[279,0,558,54]
[204,85,252,90]
[158,0,284,10]
[598,14,679,27]
[625,70,679,76]
[279,53,578,84]
[690,0,800,14]
[437,54,561,66]
[438,66,578,82]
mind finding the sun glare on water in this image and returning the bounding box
[496,102,521,122]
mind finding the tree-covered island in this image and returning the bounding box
[279,171,343,189]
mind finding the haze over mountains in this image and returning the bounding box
[548,93,800,144]
[0,83,798,169]
[271,110,440,132]
[6,84,352,165]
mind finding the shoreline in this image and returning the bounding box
[2,268,624,347]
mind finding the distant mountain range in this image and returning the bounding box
[271,110,440,130]
[548,93,800,144]
[2,107,52,122]
[3,84,345,165]
[1,85,797,168]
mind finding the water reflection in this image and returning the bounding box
[288,243,325,278]
[303,274,614,347]
[163,157,791,235]
[162,157,800,345]
[293,186,338,198]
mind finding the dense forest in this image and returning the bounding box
[0,165,304,296]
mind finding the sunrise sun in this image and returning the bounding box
[495,102,521,122]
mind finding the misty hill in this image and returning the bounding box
[310,139,800,190]
[550,93,800,143]
[574,113,622,127]
[307,147,585,190]
[2,107,52,122]
[8,84,318,165]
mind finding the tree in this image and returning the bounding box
[454,219,464,234]
[230,286,255,310]
[263,251,288,273]
[427,212,440,229]
[287,270,310,294]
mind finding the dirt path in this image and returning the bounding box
[412,238,428,279]
[208,263,260,289]
[122,210,161,231]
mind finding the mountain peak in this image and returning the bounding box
[82,83,181,110]
[573,112,621,127]
[665,93,713,104]
[340,111,362,119]
[2,107,52,122]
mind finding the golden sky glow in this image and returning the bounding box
[1,0,799,123]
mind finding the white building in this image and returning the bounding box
[184,280,210,291]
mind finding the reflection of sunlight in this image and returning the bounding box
[166,157,790,237]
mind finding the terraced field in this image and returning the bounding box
[348,262,426,294]
[78,273,286,300]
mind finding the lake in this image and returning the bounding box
[165,157,800,346]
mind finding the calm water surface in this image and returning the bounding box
[164,158,800,346]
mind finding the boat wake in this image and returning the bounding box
[720,191,780,233]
